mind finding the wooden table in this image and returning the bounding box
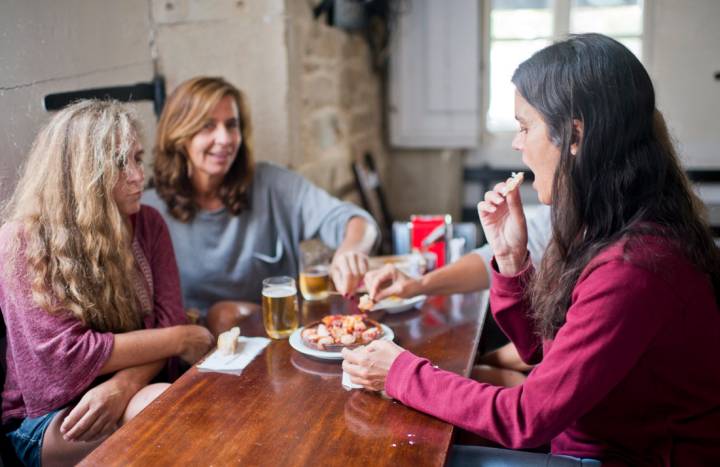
[82,292,488,466]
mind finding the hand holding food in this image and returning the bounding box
[477,171,529,275]
[500,171,525,196]
[330,250,369,296]
[341,340,406,392]
[363,263,420,302]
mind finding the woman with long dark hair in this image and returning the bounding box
[342,34,720,465]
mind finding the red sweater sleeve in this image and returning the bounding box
[385,258,676,449]
[137,206,187,328]
[489,258,543,364]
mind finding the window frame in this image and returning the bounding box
[479,0,653,143]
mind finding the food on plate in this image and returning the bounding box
[301,314,383,351]
[358,294,375,311]
[217,326,241,355]
[501,171,525,196]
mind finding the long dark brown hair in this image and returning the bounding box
[513,34,720,338]
[153,76,254,222]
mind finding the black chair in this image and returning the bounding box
[352,152,394,254]
[44,75,166,118]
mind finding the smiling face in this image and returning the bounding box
[185,94,241,187]
[511,90,562,205]
[113,139,145,217]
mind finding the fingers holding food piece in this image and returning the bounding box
[358,293,375,311]
[500,171,525,196]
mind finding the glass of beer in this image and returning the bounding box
[299,264,331,301]
[262,276,299,339]
[298,248,331,300]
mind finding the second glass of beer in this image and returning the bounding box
[299,254,331,301]
[262,276,299,339]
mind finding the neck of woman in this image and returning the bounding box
[192,173,225,211]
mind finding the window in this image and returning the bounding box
[486,0,645,133]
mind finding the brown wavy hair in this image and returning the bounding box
[513,34,720,338]
[2,100,145,332]
[153,76,254,222]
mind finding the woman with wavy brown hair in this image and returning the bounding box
[143,76,377,336]
[0,100,214,466]
[343,34,720,465]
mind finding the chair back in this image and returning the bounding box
[352,152,393,254]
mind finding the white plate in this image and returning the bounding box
[371,295,426,314]
[289,323,395,361]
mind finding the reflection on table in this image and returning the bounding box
[81,291,488,467]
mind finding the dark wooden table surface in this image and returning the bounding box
[81,291,488,467]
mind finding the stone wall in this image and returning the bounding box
[286,2,387,203]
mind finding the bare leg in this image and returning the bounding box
[41,383,170,466]
[122,383,170,424]
[40,409,106,467]
[206,301,260,338]
[471,364,527,387]
[477,342,533,372]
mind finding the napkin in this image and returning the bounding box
[197,336,271,374]
[342,370,363,390]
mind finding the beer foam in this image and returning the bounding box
[262,286,297,298]
[302,268,328,277]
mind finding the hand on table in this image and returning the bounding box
[477,180,529,275]
[341,340,405,391]
[178,324,214,364]
[60,377,132,442]
[331,250,369,296]
[363,264,420,302]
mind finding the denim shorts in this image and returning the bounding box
[6,410,60,467]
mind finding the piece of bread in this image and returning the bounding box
[501,171,525,196]
[358,294,375,311]
[217,326,241,355]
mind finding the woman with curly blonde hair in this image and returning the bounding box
[143,77,378,336]
[0,100,214,466]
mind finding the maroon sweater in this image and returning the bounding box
[386,236,720,465]
[1,206,186,424]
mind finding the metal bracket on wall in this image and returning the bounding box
[43,75,166,118]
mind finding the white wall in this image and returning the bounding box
[648,0,720,168]
[0,0,293,207]
[0,0,156,204]
[151,0,291,167]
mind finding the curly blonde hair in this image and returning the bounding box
[2,100,145,332]
[153,76,254,222]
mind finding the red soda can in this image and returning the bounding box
[409,215,452,270]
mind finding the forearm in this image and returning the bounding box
[109,360,166,395]
[99,326,183,375]
[413,253,490,296]
[336,217,377,255]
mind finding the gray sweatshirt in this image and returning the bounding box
[142,162,376,315]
